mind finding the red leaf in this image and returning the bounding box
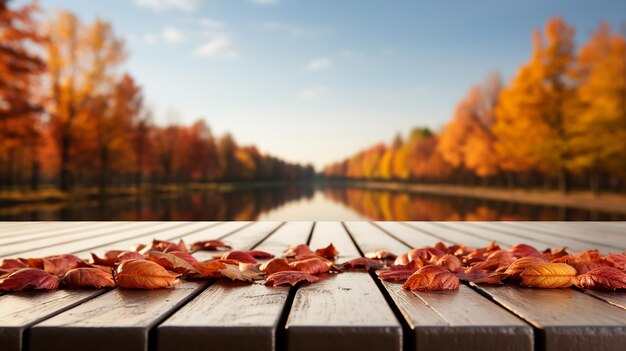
[91,250,126,266]
[472,272,508,285]
[152,239,181,252]
[577,267,626,291]
[509,244,541,258]
[115,259,179,289]
[436,254,462,271]
[169,250,198,265]
[260,258,292,275]
[63,268,116,288]
[503,256,547,280]
[190,239,232,252]
[265,271,320,287]
[284,244,313,257]
[314,243,339,258]
[289,258,330,275]
[341,257,384,271]
[0,258,28,270]
[365,249,397,260]
[145,250,198,275]
[221,251,257,264]
[245,250,274,259]
[42,254,86,277]
[403,265,459,291]
[378,270,413,282]
[606,254,626,270]
[0,268,59,291]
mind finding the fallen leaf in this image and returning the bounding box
[168,250,198,265]
[365,249,397,260]
[245,250,274,259]
[265,271,319,286]
[378,270,413,282]
[436,254,462,271]
[63,268,116,288]
[504,257,547,280]
[190,239,232,252]
[606,254,626,271]
[571,261,607,275]
[151,239,181,252]
[314,243,339,258]
[472,272,508,285]
[42,255,86,276]
[520,263,578,288]
[403,265,459,291]
[115,259,179,289]
[577,267,626,291]
[221,251,257,264]
[284,244,313,257]
[289,258,330,275]
[194,260,227,278]
[0,268,59,291]
[509,244,541,258]
[341,257,384,271]
[91,250,125,266]
[260,258,291,275]
[219,263,264,282]
[0,258,28,270]
[145,250,198,275]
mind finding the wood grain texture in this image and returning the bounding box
[475,284,626,351]
[29,282,206,351]
[285,221,402,351]
[504,222,625,251]
[584,290,626,310]
[0,222,123,247]
[347,222,532,351]
[0,289,107,351]
[158,221,305,351]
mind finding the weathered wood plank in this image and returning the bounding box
[158,222,312,351]
[402,221,490,247]
[346,221,533,351]
[0,222,84,238]
[0,222,125,248]
[504,222,626,251]
[285,221,402,351]
[29,222,277,351]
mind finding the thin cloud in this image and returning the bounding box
[199,18,225,29]
[135,0,199,12]
[307,57,333,71]
[249,0,280,5]
[260,21,329,39]
[299,86,330,99]
[163,26,186,43]
[194,35,239,59]
[144,33,158,44]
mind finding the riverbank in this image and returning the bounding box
[322,180,626,215]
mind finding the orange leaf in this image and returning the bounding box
[378,270,413,282]
[245,250,274,259]
[509,243,541,258]
[577,267,626,291]
[219,263,264,282]
[314,243,339,258]
[0,258,28,270]
[194,260,227,278]
[284,244,313,257]
[365,249,397,260]
[221,251,257,264]
[0,268,59,291]
[520,263,578,288]
[63,268,116,288]
[265,271,319,287]
[606,254,626,270]
[504,256,547,280]
[289,258,330,275]
[115,259,178,289]
[145,250,198,275]
[403,265,459,291]
[260,258,291,275]
[341,257,384,271]
[436,254,462,271]
[190,239,232,252]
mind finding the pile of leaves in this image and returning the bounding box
[376,242,626,291]
[1,238,625,292]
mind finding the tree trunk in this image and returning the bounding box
[60,134,71,191]
[558,167,570,194]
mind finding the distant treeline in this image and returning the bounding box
[0,1,314,193]
[325,18,626,194]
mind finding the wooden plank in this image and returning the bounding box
[0,222,159,258]
[346,221,533,351]
[0,222,81,238]
[402,221,489,247]
[505,222,625,251]
[0,222,125,248]
[554,221,626,237]
[158,222,312,351]
[29,222,277,351]
[431,223,626,351]
[285,221,402,351]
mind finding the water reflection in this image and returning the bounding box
[0,183,624,221]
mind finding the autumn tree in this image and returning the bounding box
[494,17,578,193]
[571,23,626,193]
[0,0,44,190]
[439,74,502,179]
[45,11,126,190]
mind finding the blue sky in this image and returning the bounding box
[27,0,626,169]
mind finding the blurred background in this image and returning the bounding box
[1,0,625,221]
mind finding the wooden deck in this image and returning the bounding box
[0,221,624,351]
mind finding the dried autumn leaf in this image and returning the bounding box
[245,250,274,259]
[606,253,626,270]
[365,249,397,260]
[265,271,320,287]
[314,243,339,258]
[403,265,459,291]
[378,270,413,282]
[0,268,59,291]
[194,260,227,278]
[542,247,569,261]
[169,250,198,265]
[509,244,541,258]
[115,259,178,289]
[145,250,198,275]
[42,254,86,277]
[219,263,264,282]
[117,251,144,262]
[504,257,547,280]
[91,250,124,266]
[409,247,445,262]
[436,254,462,271]
[341,257,384,271]
[63,268,116,288]
[520,263,578,288]
[152,239,181,252]
[190,239,232,252]
[0,258,28,270]
[577,267,626,291]
[260,258,291,275]
[284,244,313,257]
[221,251,257,264]
[571,261,607,275]
[289,258,330,275]
[472,272,508,285]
